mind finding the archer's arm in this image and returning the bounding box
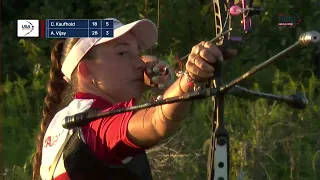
[127,74,193,148]
[128,42,227,148]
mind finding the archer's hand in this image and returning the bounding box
[142,55,175,90]
[186,41,237,80]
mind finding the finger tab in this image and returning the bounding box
[153,67,160,73]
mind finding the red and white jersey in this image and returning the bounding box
[40,93,145,180]
[40,99,94,180]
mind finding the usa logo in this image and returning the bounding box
[17,20,39,37]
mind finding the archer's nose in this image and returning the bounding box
[136,57,147,72]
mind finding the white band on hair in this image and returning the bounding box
[61,38,101,82]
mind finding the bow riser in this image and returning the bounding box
[210,1,261,180]
[210,1,234,180]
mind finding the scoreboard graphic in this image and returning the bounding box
[17,19,115,38]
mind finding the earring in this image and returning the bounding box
[92,79,96,85]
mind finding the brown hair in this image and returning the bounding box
[32,38,81,180]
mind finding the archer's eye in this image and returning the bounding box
[118,52,128,56]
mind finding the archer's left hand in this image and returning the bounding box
[186,41,238,81]
[142,55,175,90]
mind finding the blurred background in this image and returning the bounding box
[1,0,320,179]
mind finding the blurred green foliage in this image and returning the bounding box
[1,0,320,179]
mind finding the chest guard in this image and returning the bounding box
[62,128,153,180]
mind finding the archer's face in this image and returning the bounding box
[84,32,148,102]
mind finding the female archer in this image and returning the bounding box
[32,18,236,180]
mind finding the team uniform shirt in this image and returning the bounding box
[40,92,144,180]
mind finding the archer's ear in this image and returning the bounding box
[77,61,93,82]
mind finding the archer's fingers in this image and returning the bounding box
[191,41,205,55]
[186,58,214,79]
[145,60,167,76]
[152,61,167,74]
[188,53,214,73]
[150,74,173,90]
[203,41,223,63]
[145,61,157,76]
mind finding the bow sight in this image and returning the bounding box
[229,0,263,32]
[213,0,263,45]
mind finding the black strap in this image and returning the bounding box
[62,128,150,180]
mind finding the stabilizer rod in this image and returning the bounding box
[221,31,320,92]
[229,85,308,109]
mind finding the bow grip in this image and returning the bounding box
[210,45,226,79]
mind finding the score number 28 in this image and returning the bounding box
[91,30,111,36]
